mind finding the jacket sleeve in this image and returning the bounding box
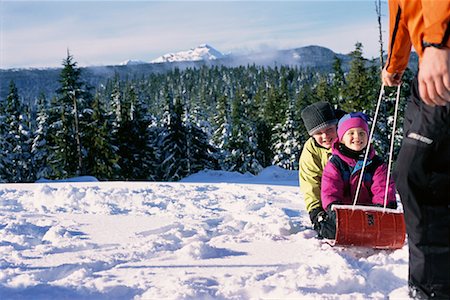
[321,161,345,210]
[299,139,325,213]
[370,163,397,206]
[421,0,450,48]
[385,0,412,74]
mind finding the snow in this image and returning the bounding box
[119,60,148,66]
[151,44,225,63]
[0,166,410,299]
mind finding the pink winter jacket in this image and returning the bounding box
[321,141,397,210]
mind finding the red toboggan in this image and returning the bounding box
[330,85,406,250]
[332,205,406,249]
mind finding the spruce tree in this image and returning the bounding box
[1,81,33,182]
[331,56,346,109]
[82,93,120,180]
[0,84,10,182]
[272,101,302,170]
[132,86,159,180]
[32,93,52,180]
[342,42,373,112]
[251,79,272,167]
[184,93,219,175]
[254,119,272,168]
[186,121,219,174]
[113,83,155,180]
[48,51,92,178]
[314,75,334,104]
[212,94,232,169]
[159,93,189,181]
[223,90,262,174]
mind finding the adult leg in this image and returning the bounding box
[394,76,450,299]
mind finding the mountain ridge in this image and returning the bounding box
[0,44,417,101]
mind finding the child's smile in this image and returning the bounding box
[341,127,368,152]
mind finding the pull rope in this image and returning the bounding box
[383,85,401,211]
[352,83,385,208]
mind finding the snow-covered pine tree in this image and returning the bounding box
[146,117,164,181]
[331,55,346,109]
[271,101,302,170]
[212,94,232,169]
[31,93,52,180]
[341,42,374,113]
[315,75,334,107]
[47,51,92,178]
[262,81,288,130]
[109,75,123,127]
[108,75,123,165]
[252,86,273,168]
[1,81,33,182]
[113,83,156,180]
[0,86,10,182]
[223,89,262,175]
[159,93,189,181]
[256,70,292,168]
[132,85,160,181]
[184,93,219,175]
[82,92,120,180]
[0,96,8,182]
[185,121,219,174]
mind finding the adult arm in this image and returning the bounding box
[419,0,450,105]
[418,45,450,106]
[383,0,412,86]
[384,0,450,106]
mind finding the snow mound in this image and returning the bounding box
[181,165,298,186]
[36,176,99,183]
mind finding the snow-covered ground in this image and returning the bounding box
[0,166,410,299]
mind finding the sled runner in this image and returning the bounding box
[331,204,406,249]
[330,85,406,250]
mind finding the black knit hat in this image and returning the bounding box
[301,102,338,135]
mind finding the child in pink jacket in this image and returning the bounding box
[317,112,397,239]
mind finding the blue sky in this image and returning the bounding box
[0,0,389,69]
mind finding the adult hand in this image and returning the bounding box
[418,47,450,106]
[382,67,404,87]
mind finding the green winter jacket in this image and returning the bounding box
[299,137,333,213]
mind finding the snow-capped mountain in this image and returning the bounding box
[151,44,225,63]
[120,59,148,66]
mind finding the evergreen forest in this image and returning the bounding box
[0,43,414,183]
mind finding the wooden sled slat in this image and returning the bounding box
[332,204,406,249]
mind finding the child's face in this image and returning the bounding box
[312,125,337,149]
[341,127,368,151]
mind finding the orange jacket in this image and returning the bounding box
[385,0,450,74]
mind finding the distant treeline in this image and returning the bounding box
[0,43,413,183]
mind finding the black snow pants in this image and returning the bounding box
[393,75,450,299]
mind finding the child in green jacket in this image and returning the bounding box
[299,102,344,236]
